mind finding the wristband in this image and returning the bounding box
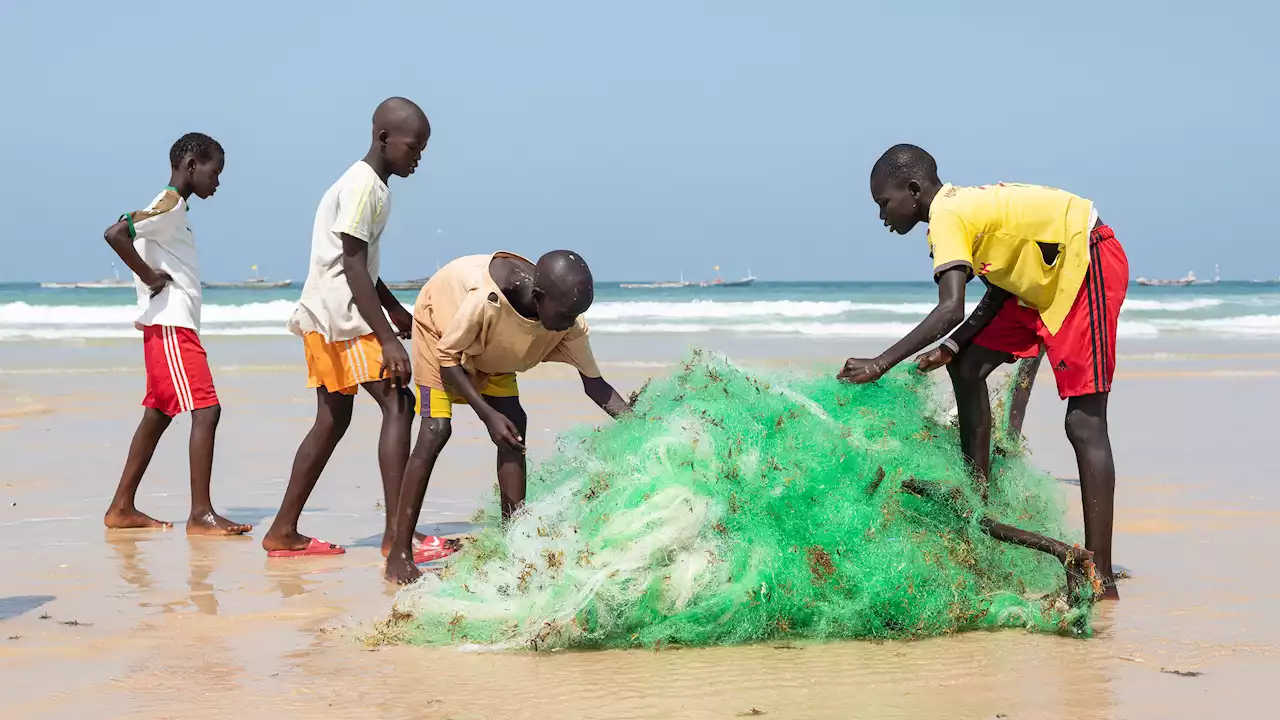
[940,338,960,355]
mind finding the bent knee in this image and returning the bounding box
[497,447,526,464]
[1064,408,1108,445]
[409,420,451,461]
[316,411,353,438]
[415,418,452,448]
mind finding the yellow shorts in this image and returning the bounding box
[303,332,382,395]
[415,373,519,418]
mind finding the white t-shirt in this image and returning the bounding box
[128,187,202,331]
[288,161,392,342]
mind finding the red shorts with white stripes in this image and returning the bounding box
[141,325,219,416]
[973,225,1129,399]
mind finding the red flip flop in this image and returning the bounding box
[413,535,460,564]
[266,537,346,558]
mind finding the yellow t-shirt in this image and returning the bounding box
[411,252,602,390]
[927,183,1095,334]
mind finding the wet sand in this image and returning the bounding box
[2,335,1279,719]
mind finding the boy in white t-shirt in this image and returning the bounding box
[262,97,439,559]
[101,132,251,536]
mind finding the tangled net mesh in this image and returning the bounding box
[384,350,1092,650]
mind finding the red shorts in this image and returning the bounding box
[973,225,1129,399]
[142,325,219,416]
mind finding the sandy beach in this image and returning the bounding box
[2,334,1278,719]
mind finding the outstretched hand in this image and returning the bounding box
[914,345,955,373]
[837,357,887,384]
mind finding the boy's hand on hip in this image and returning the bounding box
[379,341,413,388]
[483,412,525,453]
[837,358,886,384]
[389,306,414,340]
[145,270,173,298]
[914,346,955,373]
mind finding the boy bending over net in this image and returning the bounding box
[840,145,1127,600]
[384,250,631,584]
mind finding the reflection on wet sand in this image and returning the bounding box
[186,537,221,616]
[107,530,160,593]
[266,560,341,600]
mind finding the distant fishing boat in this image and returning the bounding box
[386,260,441,291]
[717,273,757,288]
[1135,265,1219,287]
[202,265,292,289]
[1135,272,1195,287]
[1194,265,1222,286]
[41,263,132,289]
[385,277,430,291]
[621,272,692,289]
[202,278,292,289]
[700,266,756,288]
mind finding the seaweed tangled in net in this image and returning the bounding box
[385,351,1095,650]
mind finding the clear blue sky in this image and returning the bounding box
[1,1,1275,282]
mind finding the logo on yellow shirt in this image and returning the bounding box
[978,262,993,276]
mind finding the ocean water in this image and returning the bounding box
[2,281,1279,342]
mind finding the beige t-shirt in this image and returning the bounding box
[287,161,392,342]
[412,252,602,390]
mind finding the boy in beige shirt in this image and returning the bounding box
[384,250,630,584]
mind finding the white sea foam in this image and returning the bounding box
[2,297,1278,340]
[1122,298,1223,312]
[587,300,945,320]
[0,300,297,325]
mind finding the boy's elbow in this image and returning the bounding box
[104,224,126,246]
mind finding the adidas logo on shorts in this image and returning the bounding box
[1054,360,1069,372]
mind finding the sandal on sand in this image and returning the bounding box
[266,537,346,558]
[413,535,460,564]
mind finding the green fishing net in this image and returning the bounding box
[385,350,1092,650]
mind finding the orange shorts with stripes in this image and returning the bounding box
[302,332,383,395]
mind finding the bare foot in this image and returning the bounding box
[384,553,423,585]
[1064,545,1103,601]
[186,511,252,536]
[104,507,173,529]
[262,530,314,553]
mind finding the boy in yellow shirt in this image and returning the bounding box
[384,250,631,584]
[840,144,1128,599]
